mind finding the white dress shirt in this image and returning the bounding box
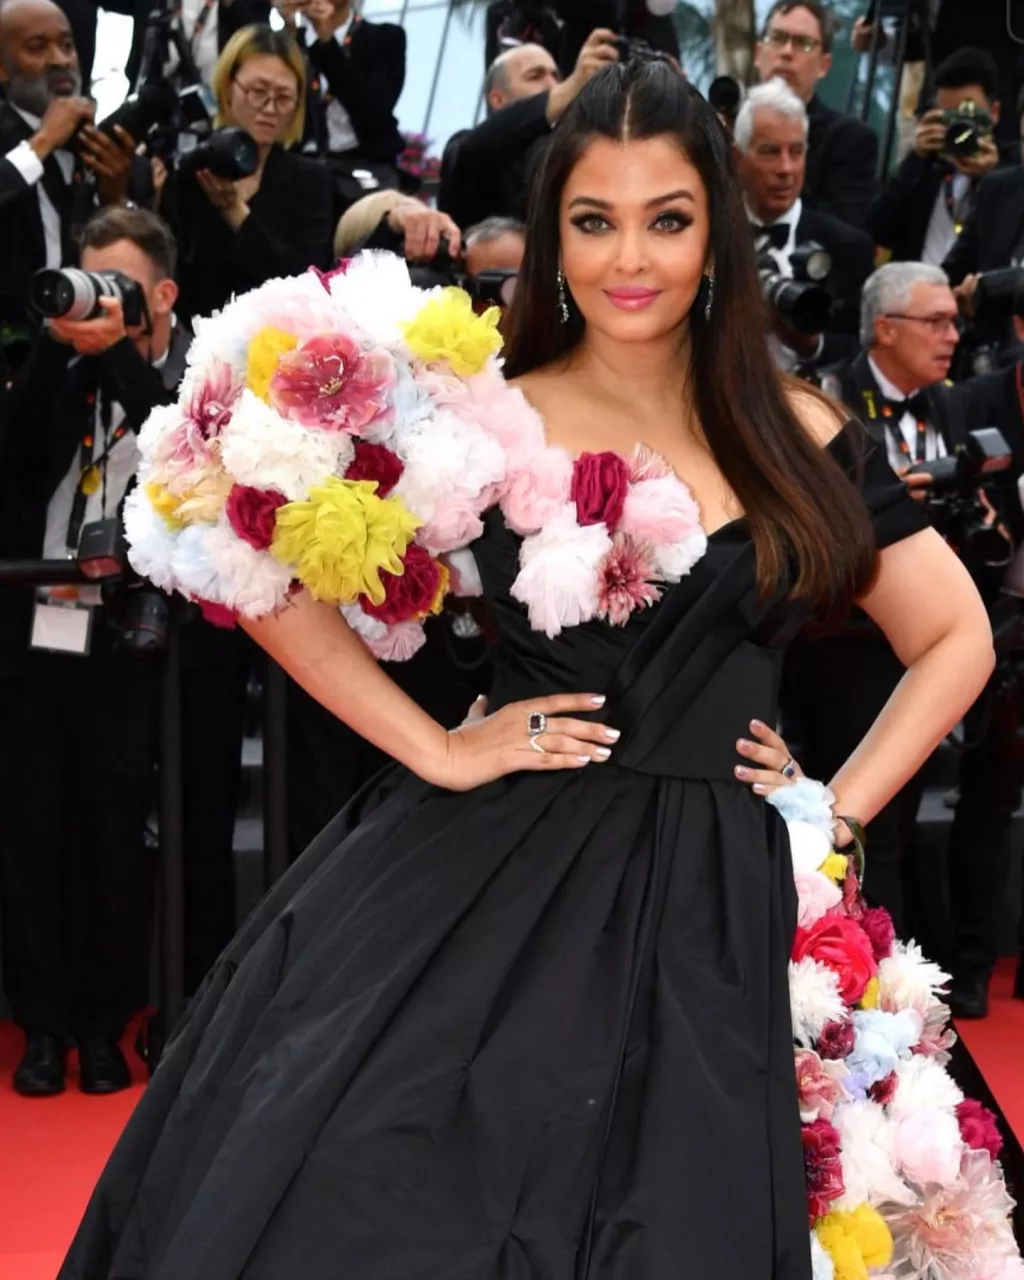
[181,0,220,91]
[749,199,825,371]
[323,14,358,154]
[7,108,74,268]
[867,354,948,472]
[921,172,971,267]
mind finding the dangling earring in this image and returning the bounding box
[557,268,570,324]
[703,271,715,321]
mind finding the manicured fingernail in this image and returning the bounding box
[594,746,612,760]
[590,695,606,706]
[737,739,752,751]
[603,727,621,742]
[576,755,592,765]
[735,765,749,777]
[750,719,765,730]
[752,783,768,794]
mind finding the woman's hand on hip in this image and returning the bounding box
[430,693,619,792]
[734,719,802,795]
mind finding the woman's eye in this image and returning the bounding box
[570,214,610,234]
[652,211,691,233]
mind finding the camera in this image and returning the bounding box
[177,127,259,180]
[937,100,994,158]
[906,426,1014,572]
[29,268,146,327]
[78,517,170,654]
[708,75,743,130]
[409,239,518,309]
[972,267,1024,326]
[757,242,833,335]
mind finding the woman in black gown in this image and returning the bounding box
[60,63,994,1279]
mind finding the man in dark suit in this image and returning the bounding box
[116,0,270,91]
[942,160,1024,299]
[870,48,1010,267]
[755,0,878,230]
[439,26,618,233]
[0,0,138,377]
[734,78,874,373]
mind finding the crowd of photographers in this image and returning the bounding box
[0,0,1023,1098]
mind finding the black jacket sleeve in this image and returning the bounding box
[868,150,941,253]
[96,337,177,430]
[229,157,335,282]
[308,22,406,158]
[454,93,552,161]
[822,118,878,231]
[0,332,72,482]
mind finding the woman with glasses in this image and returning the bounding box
[166,24,335,323]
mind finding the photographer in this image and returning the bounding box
[439,27,619,232]
[118,0,271,94]
[754,0,878,230]
[785,261,1024,1017]
[0,206,185,1097]
[0,0,141,378]
[483,1,679,77]
[162,23,334,324]
[734,79,873,373]
[870,49,1010,267]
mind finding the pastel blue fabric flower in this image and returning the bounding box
[847,1009,921,1087]
[765,777,835,838]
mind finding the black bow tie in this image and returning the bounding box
[883,392,930,423]
[751,221,789,250]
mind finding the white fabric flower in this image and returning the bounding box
[877,941,950,1015]
[220,390,354,500]
[767,778,837,839]
[171,523,292,616]
[789,956,847,1047]
[124,485,180,590]
[445,547,483,597]
[889,1054,963,1118]
[341,602,388,645]
[392,408,506,514]
[330,252,438,350]
[890,1107,964,1188]
[651,527,708,582]
[809,1232,835,1280]
[833,1100,917,1209]
[787,819,834,875]
[510,503,612,638]
[136,403,187,471]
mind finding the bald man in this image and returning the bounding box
[0,0,136,373]
[439,28,618,231]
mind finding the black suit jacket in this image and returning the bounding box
[804,94,879,231]
[483,0,679,76]
[166,143,335,322]
[439,92,550,231]
[117,0,270,89]
[942,166,1024,286]
[305,17,406,165]
[835,350,970,455]
[795,205,874,359]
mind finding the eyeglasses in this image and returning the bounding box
[764,29,822,53]
[232,80,299,114]
[884,313,964,336]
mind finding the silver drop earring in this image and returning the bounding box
[703,271,715,321]
[557,268,570,324]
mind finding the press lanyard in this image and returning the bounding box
[860,388,929,465]
[942,173,973,238]
[66,392,128,553]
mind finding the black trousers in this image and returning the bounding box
[781,634,929,939]
[0,635,161,1039]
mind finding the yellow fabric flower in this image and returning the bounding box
[821,853,849,883]
[146,474,229,528]
[815,1205,893,1280]
[400,287,502,376]
[420,559,451,619]
[146,481,185,530]
[859,977,880,1010]
[270,477,420,606]
[247,326,298,402]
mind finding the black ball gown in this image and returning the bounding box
[59,426,927,1280]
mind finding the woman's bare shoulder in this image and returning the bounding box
[784,380,848,448]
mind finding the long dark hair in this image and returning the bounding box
[503,60,875,610]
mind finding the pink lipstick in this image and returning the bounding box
[604,287,662,312]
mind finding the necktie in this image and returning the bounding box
[885,392,930,422]
[751,221,789,251]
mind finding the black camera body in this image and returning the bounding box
[78,516,170,655]
[409,239,518,309]
[30,267,147,327]
[757,241,833,335]
[936,100,994,159]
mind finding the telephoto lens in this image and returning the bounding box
[180,126,259,180]
[29,268,146,326]
[94,81,179,143]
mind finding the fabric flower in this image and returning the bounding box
[810,1231,836,1280]
[570,451,631,530]
[341,603,426,662]
[270,477,420,606]
[629,442,673,482]
[595,533,661,625]
[820,854,849,883]
[869,1072,897,1107]
[270,332,395,433]
[793,910,877,1006]
[619,471,705,574]
[197,599,237,629]
[817,1020,856,1061]
[500,446,574,536]
[171,522,294,618]
[788,819,835,877]
[362,544,448,624]
[846,1009,923,1088]
[510,504,612,638]
[796,1048,847,1122]
[225,484,288,551]
[859,977,880,1010]
[860,907,896,962]
[330,250,438,350]
[803,1117,846,1223]
[184,360,240,442]
[890,1107,964,1187]
[832,1100,915,1209]
[790,957,848,1048]
[877,941,950,1016]
[345,439,404,496]
[444,547,483,597]
[246,326,298,402]
[890,1053,963,1119]
[815,1204,893,1280]
[310,259,351,291]
[914,1001,957,1064]
[220,390,354,502]
[957,1099,1003,1160]
[795,869,844,929]
[767,778,837,840]
[399,287,502,376]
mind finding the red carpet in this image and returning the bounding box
[0,974,1021,1277]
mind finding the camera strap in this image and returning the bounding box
[67,391,128,554]
[860,387,930,463]
[942,172,974,237]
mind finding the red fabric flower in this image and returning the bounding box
[345,440,404,497]
[816,1020,856,1060]
[860,906,896,961]
[802,1118,845,1225]
[226,484,288,551]
[570,451,630,530]
[956,1098,1003,1159]
[792,910,877,1005]
[363,543,444,625]
[869,1072,897,1106]
[197,599,237,629]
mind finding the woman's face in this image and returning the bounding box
[558,135,711,346]
[226,54,300,145]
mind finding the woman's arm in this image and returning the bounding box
[826,526,995,825]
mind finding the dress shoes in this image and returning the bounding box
[13,1033,67,1096]
[78,1035,132,1094]
[948,971,990,1020]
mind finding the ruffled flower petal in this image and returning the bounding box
[510,503,612,638]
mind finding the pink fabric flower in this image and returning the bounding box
[270,332,395,433]
[817,1020,856,1060]
[197,599,237,629]
[913,1002,957,1063]
[802,1117,845,1224]
[860,906,896,961]
[794,869,843,928]
[364,619,426,662]
[795,1048,845,1122]
[792,910,877,1005]
[501,447,574,536]
[957,1099,1003,1160]
[571,451,631,529]
[891,1108,964,1186]
[464,369,547,474]
[619,472,703,548]
[345,439,404,497]
[629,443,673,482]
[842,863,864,919]
[185,362,240,444]
[595,534,662,626]
[225,484,288,551]
[418,501,485,556]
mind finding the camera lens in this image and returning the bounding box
[29,268,99,320]
[945,120,980,157]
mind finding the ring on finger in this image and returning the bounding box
[527,710,547,754]
[781,757,797,780]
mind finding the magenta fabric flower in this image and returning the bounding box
[345,440,404,497]
[869,1071,898,1107]
[309,260,351,292]
[596,534,662,626]
[197,599,237,629]
[802,1117,845,1224]
[225,484,288,551]
[270,332,395,433]
[185,362,240,444]
[957,1099,1004,1160]
[571,451,631,529]
[861,906,896,961]
[816,1020,855,1061]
